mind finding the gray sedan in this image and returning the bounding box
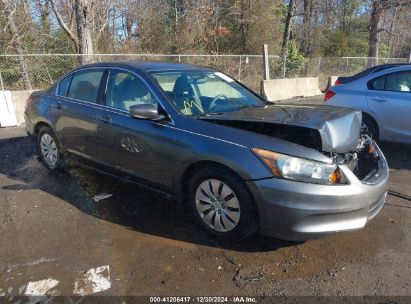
[325,64,411,143]
[24,61,388,241]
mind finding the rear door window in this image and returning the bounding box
[68,70,104,103]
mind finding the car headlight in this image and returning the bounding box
[252,148,341,184]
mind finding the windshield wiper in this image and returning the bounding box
[194,112,225,118]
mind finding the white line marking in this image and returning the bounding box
[24,278,59,296]
[73,265,111,296]
[2,257,57,271]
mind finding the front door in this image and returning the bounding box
[95,69,178,190]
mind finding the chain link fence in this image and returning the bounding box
[0,54,408,92]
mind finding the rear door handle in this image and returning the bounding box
[370,97,387,102]
[99,115,112,124]
[55,102,68,110]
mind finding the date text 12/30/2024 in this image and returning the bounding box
[149,297,257,303]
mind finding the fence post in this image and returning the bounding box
[408,51,411,63]
[317,57,322,76]
[345,58,349,75]
[262,44,270,80]
[0,72,4,91]
[238,55,242,81]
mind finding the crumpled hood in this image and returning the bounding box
[200,104,362,153]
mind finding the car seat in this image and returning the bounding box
[172,75,204,115]
[71,80,97,102]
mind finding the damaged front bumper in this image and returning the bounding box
[247,142,389,241]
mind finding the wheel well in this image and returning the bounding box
[34,122,51,135]
[180,161,249,201]
[362,112,379,139]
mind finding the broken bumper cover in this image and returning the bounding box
[247,144,389,241]
[24,112,34,136]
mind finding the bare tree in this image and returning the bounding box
[74,0,94,62]
[50,0,95,63]
[50,0,79,51]
[367,0,411,66]
[1,0,32,89]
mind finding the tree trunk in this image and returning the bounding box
[388,6,398,57]
[1,0,32,90]
[125,13,133,49]
[367,1,382,67]
[281,0,294,59]
[239,0,250,54]
[302,0,313,56]
[75,0,94,64]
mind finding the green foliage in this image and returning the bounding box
[285,41,307,78]
[322,31,368,57]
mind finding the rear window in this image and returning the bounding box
[368,76,385,90]
[57,74,73,97]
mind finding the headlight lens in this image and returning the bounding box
[252,148,341,184]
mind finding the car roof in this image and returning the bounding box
[73,61,214,73]
[337,62,411,83]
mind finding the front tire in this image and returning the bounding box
[188,166,258,241]
[362,116,379,140]
[36,126,63,170]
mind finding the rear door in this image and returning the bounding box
[53,68,108,160]
[366,70,411,142]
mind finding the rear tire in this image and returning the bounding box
[36,126,63,170]
[187,166,258,242]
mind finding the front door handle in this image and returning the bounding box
[100,115,112,124]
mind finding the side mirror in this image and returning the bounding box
[129,104,165,121]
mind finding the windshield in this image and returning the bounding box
[151,71,265,116]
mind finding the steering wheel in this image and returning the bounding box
[209,94,228,111]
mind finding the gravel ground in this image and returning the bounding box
[0,101,410,300]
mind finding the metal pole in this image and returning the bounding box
[262,44,270,80]
[408,51,411,63]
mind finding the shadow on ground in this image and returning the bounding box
[1,132,410,252]
[0,134,298,252]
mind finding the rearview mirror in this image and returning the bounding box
[129,104,165,121]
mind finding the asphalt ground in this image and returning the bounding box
[0,97,410,301]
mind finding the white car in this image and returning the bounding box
[324,64,411,143]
